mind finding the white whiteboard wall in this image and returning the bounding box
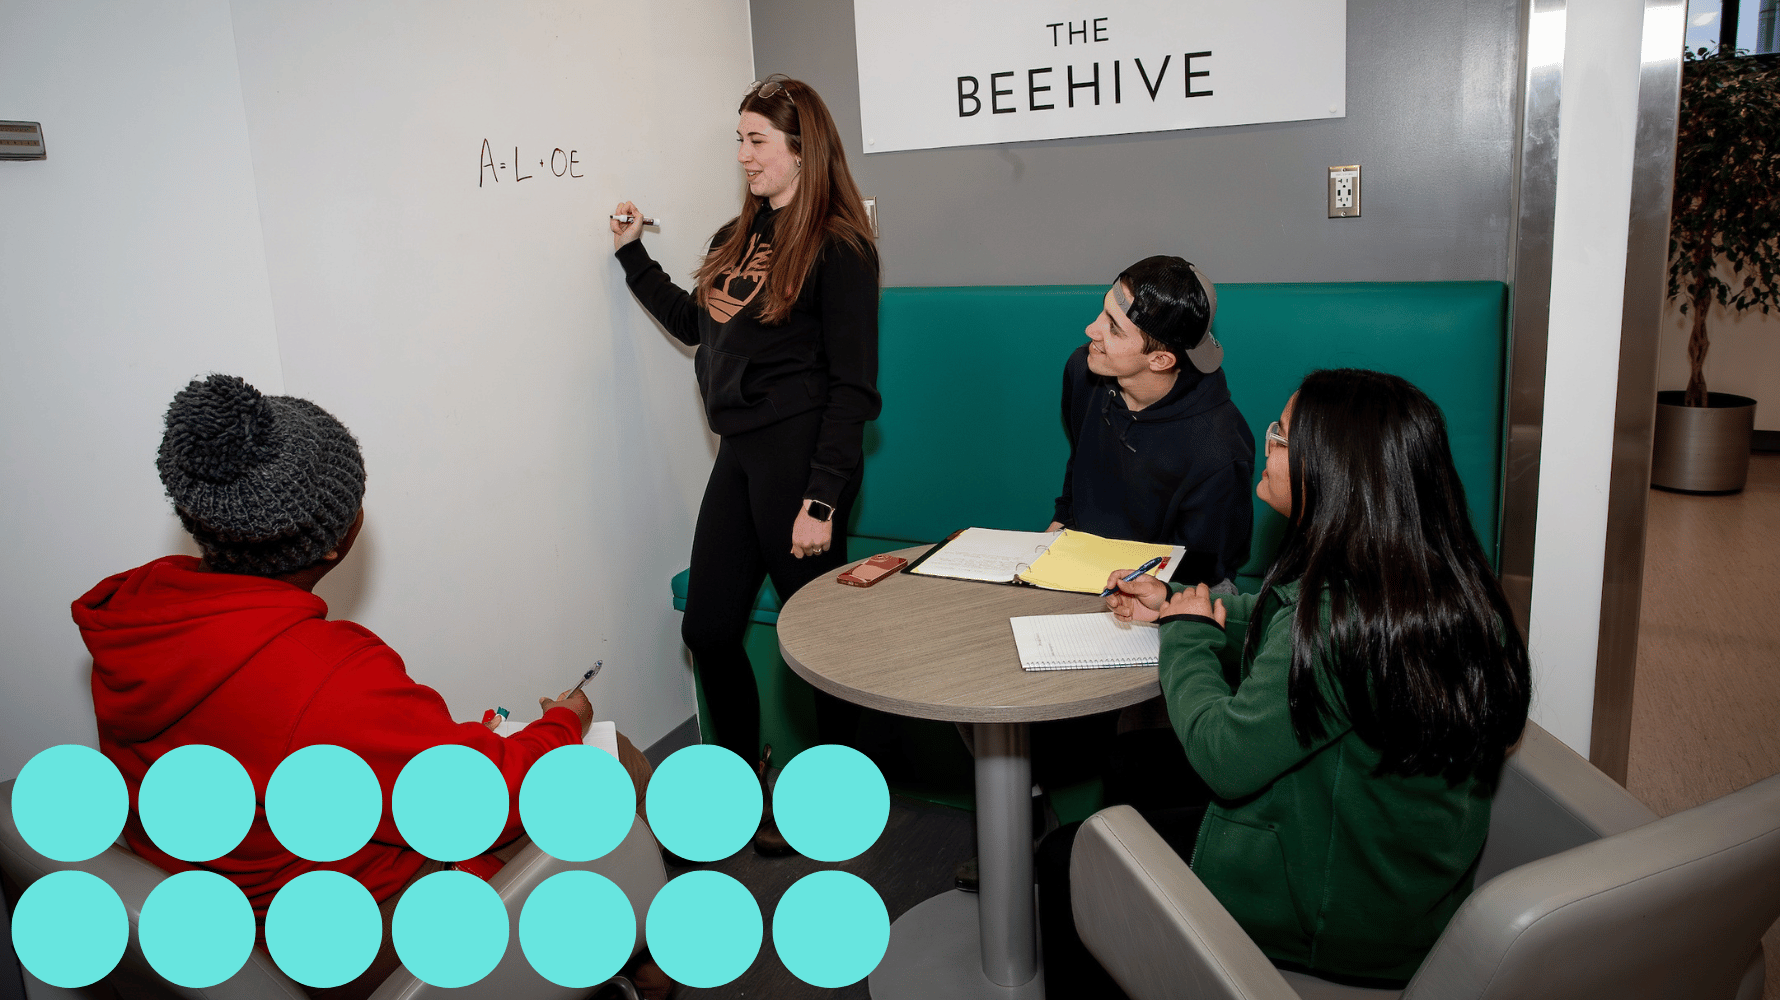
[0,0,286,781]
[0,0,755,779]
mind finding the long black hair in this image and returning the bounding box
[1245,369,1530,782]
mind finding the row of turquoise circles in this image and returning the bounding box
[9,741,892,990]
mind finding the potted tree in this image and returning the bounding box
[1657,48,1779,493]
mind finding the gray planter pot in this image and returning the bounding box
[1651,391,1757,493]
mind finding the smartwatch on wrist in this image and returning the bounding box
[804,499,835,523]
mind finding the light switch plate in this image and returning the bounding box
[1328,165,1360,218]
[863,197,879,237]
[0,121,46,160]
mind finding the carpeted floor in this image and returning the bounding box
[1626,452,1780,998]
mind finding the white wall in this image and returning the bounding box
[0,0,754,780]
[1657,289,1779,430]
[0,0,285,780]
[1527,0,1683,756]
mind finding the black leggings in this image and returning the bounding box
[1036,729,1212,998]
[680,409,861,762]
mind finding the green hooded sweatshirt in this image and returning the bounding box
[1158,582,1495,984]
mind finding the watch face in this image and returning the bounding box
[808,501,834,522]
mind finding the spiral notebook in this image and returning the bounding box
[1010,612,1161,671]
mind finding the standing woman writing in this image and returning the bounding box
[610,75,879,851]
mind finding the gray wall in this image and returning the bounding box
[751,0,1522,287]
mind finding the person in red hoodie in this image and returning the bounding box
[74,373,667,999]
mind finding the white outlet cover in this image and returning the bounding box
[1328,165,1360,218]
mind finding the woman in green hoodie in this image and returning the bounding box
[1038,368,1531,993]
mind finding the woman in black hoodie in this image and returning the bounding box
[610,75,879,853]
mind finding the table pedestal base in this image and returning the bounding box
[869,890,1046,999]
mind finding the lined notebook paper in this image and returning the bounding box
[908,527,1061,583]
[1010,612,1160,671]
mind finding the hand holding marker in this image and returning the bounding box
[610,201,656,251]
[1101,556,1166,597]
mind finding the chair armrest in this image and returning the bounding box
[0,779,308,1000]
[369,814,665,1000]
[1475,722,1659,884]
[1072,806,1299,1000]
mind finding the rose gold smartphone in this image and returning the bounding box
[838,553,907,587]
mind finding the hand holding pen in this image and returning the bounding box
[1104,561,1170,623]
[1100,556,1166,596]
[538,661,601,736]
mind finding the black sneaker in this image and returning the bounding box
[955,856,979,893]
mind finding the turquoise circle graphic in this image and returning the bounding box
[392,744,507,862]
[773,744,890,862]
[266,871,382,988]
[139,871,255,988]
[644,745,760,862]
[645,871,761,988]
[138,744,255,862]
[12,744,127,862]
[11,870,127,987]
[518,744,634,862]
[518,871,635,987]
[392,870,509,987]
[772,871,889,988]
[267,745,382,862]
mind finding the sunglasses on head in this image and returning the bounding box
[744,78,796,106]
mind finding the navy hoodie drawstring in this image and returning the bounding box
[1100,386,1139,453]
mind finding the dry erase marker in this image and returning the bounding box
[572,661,602,694]
[610,214,661,226]
[1101,556,1166,597]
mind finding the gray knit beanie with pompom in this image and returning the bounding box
[157,374,366,576]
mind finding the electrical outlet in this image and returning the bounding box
[1328,165,1360,218]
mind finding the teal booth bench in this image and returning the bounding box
[670,281,1508,814]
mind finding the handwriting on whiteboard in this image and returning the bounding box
[478,139,584,187]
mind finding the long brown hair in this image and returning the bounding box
[695,75,877,324]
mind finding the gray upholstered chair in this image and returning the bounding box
[0,778,664,1000]
[1071,721,1779,1000]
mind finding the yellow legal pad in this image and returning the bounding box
[1019,530,1177,593]
[907,527,1183,594]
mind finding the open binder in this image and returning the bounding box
[903,527,1199,595]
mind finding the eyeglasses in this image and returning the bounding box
[744,78,796,106]
[1265,420,1289,453]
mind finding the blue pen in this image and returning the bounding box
[1101,556,1166,597]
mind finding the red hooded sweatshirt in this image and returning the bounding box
[72,555,581,916]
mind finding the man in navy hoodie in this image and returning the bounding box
[959,257,1256,893]
[1049,255,1255,586]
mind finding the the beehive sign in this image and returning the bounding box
[853,0,1347,154]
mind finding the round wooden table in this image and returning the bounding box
[778,546,1162,999]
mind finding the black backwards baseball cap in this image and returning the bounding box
[1112,256,1222,374]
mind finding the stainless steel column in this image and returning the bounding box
[973,721,1035,987]
[1502,0,1686,780]
[1591,0,1686,781]
[1500,0,1568,633]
